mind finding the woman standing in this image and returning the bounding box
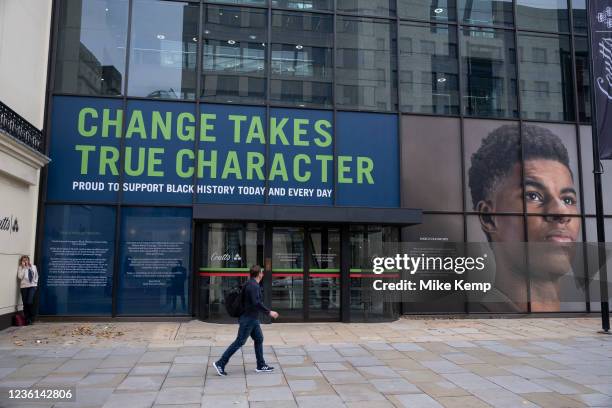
[17,255,38,325]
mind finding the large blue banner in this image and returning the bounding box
[336,111,399,207]
[47,96,399,207]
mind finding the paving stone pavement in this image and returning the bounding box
[0,317,610,407]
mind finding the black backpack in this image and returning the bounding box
[224,284,245,318]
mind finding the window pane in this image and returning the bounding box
[206,0,267,5]
[198,222,263,321]
[202,5,267,104]
[573,0,587,34]
[401,116,462,211]
[399,22,459,114]
[272,0,333,11]
[518,33,574,121]
[458,0,513,27]
[271,11,333,107]
[580,126,612,215]
[270,80,333,107]
[402,215,465,314]
[308,227,341,320]
[516,0,570,33]
[397,0,456,22]
[461,27,518,118]
[127,0,198,99]
[336,17,397,111]
[54,0,128,95]
[349,225,400,322]
[337,0,396,17]
[117,207,192,315]
[575,36,592,123]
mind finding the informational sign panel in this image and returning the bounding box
[39,205,115,315]
[117,207,191,315]
[47,96,399,207]
[590,0,612,159]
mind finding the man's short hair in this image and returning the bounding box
[468,124,572,210]
[249,265,262,278]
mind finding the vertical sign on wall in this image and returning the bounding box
[590,0,612,158]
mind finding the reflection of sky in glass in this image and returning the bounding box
[459,0,513,26]
[128,1,197,98]
[80,0,128,73]
[516,0,567,10]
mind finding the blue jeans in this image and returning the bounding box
[217,315,265,368]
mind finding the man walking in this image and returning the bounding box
[213,265,279,376]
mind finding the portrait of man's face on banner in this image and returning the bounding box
[467,123,583,312]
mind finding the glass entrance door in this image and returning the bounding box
[271,226,304,320]
[308,227,341,320]
[198,222,341,322]
[270,225,340,321]
[198,222,263,321]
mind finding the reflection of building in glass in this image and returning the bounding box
[399,23,459,114]
[461,28,517,118]
[518,34,573,121]
[202,5,266,103]
[59,43,123,95]
[516,1,569,32]
[271,12,333,107]
[336,17,396,110]
[101,65,122,95]
[54,0,126,96]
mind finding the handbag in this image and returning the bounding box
[13,312,26,326]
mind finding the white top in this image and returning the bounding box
[17,265,38,288]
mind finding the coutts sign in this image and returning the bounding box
[590,3,612,158]
[0,215,19,234]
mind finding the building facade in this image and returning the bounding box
[0,0,51,327]
[38,0,612,322]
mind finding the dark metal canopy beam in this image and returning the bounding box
[193,204,422,225]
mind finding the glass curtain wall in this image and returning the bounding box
[52,0,590,119]
[49,0,604,315]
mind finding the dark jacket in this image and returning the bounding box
[242,278,270,319]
